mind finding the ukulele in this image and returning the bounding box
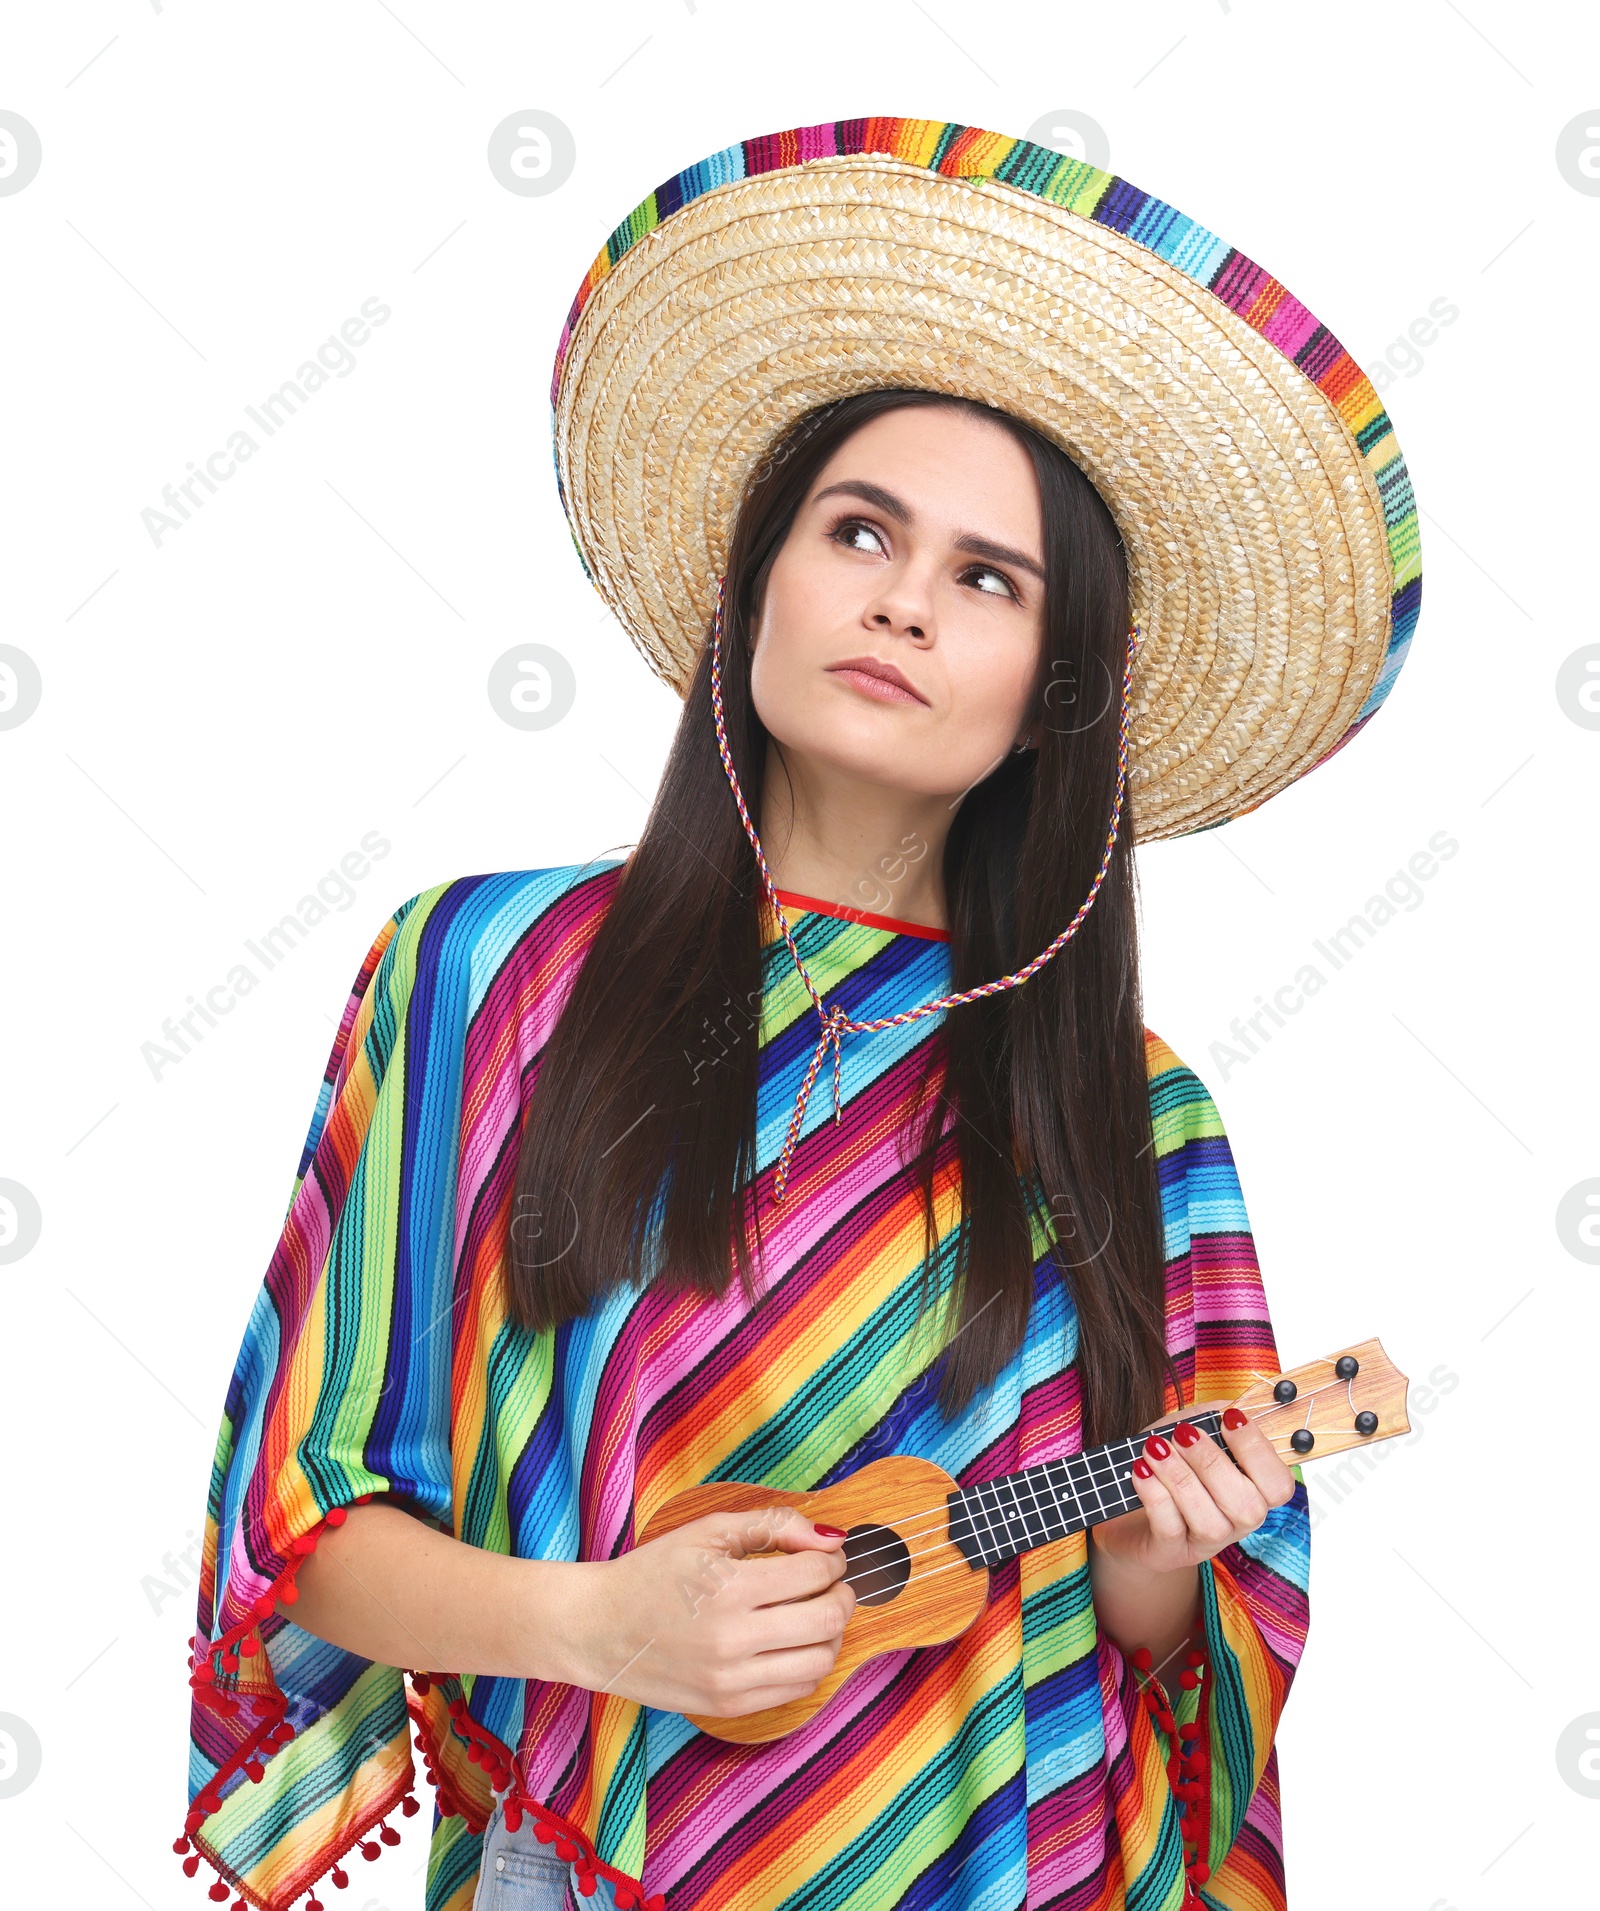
[637,1337,1409,1743]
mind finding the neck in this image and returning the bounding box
[757,747,966,932]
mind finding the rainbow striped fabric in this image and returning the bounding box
[185,864,1310,1911]
[550,116,1419,766]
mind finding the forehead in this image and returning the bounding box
[809,407,1041,513]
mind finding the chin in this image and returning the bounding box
[809,739,959,800]
[784,701,913,766]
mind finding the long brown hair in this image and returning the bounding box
[508,389,1179,1444]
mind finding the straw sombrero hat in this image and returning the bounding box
[550,117,1420,840]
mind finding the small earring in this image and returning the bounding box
[1012,733,1035,754]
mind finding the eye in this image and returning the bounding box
[963,563,1020,602]
[825,514,888,557]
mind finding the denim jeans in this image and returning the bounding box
[472,1796,621,1911]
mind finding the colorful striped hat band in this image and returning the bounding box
[708,571,1141,1201]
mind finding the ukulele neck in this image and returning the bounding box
[946,1409,1229,1570]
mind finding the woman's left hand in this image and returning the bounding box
[1090,1397,1298,1577]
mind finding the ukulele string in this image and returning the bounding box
[1239,1366,1362,1432]
[823,1425,1327,1581]
[808,1382,1355,1583]
[837,1436,1323,1600]
[828,1429,1318,1589]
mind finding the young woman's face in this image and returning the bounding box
[750,404,1046,800]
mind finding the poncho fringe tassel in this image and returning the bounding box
[174,1492,666,1911]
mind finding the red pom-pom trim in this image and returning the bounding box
[472,1770,664,1911]
[1128,1634,1213,1900]
[178,1497,401,1903]
[180,1575,660,1911]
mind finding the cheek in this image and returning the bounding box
[748,630,814,748]
[749,592,825,741]
[748,558,838,744]
[937,647,1035,757]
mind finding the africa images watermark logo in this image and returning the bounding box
[141,831,391,1081]
[1208,831,1459,1082]
[140,296,391,547]
[141,1531,206,1619]
[1303,1361,1458,1531]
[1362,296,1459,394]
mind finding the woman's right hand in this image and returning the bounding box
[559,1505,858,1717]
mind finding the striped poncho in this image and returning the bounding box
[180,861,1311,1911]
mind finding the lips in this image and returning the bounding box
[825,656,929,706]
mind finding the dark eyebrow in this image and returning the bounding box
[809,479,1046,584]
[812,479,911,524]
[953,530,1046,586]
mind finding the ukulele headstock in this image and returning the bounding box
[1231,1336,1410,1460]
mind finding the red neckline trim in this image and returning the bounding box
[771,889,950,943]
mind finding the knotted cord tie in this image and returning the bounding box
[707,572,1141,1200]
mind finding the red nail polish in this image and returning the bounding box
[1132,1457,1154,1479]
[1222,1406,1249,1430]
[1173,1421,1201,1448]
[1143,1434,1170,1460]
[813,1522,847,1538]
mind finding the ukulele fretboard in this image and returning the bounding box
[945,1409,1230,1569]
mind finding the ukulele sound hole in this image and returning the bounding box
[842,1523,911,1606]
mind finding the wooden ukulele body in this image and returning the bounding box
[636,1337,1409,1745]
[635,1455,988,1744]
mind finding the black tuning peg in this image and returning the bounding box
[1354,1410,1378,1436]
[1273,1379,1297,1403]
[1289,1428,1315,1453]
[1334,1355,1360,1379]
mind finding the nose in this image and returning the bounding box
[865,565,936,643]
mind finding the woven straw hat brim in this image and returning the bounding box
[552,122,1420,840]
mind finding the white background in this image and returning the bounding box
[1,3,1596,1908]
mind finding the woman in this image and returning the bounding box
[177,120,1417,1911]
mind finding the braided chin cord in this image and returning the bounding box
[706,572,1141,1200]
